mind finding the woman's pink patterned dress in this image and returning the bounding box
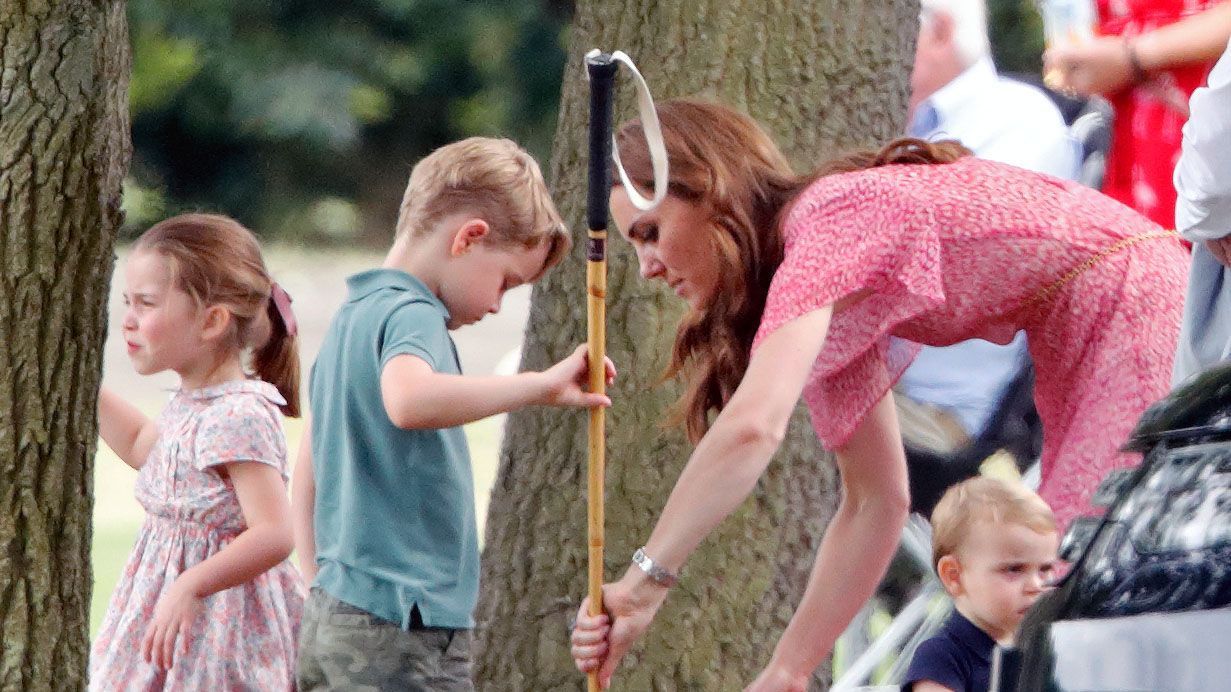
[753,157,1189,530]
[90,380,304,691]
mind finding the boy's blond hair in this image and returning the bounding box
[396,137,569,279]
[930,476,1056,571]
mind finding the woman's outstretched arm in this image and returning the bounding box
[571,306,834,688]
[750,392,910,690]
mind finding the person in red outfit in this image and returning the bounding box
[1045,0,1231,227]
[568,99,1187,691]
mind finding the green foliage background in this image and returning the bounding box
[122,0,1043,245]
[124,0,573,243]
[990,0,1046,75]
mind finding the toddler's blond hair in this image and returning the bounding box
[931,476,1056,572]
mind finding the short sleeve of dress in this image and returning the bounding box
[379,299,449,371]
[193,395,288,475]
[753,172,946,449]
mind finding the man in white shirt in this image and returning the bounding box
[897,0,1080,452]
[1173,39,1231,384]
[909,0,1078,177]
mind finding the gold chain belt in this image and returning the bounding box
[1023,230,1179,310]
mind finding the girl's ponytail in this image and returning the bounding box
[253,284,301,418]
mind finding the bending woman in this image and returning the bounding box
[570,99,1187,690]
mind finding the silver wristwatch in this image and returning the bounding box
[631,547,679,587]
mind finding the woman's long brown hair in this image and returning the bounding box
[615,99,970,443]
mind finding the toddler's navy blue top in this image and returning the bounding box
[902,609,994,692]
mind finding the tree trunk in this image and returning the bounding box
[476,1,916,689]
[0,2,130,689]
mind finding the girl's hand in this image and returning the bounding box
[570,571,667,688]
[539,344,616,408]
[745,664,809,692]
[141,576,204,669]
[1044,37,1136,96]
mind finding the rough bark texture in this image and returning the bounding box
[476,1,917,689]
[0,1,130,689]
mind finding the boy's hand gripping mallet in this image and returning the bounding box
[583,48,666,692]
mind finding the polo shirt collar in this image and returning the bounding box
[346,268,450,320]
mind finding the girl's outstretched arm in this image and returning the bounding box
[97,387,158,470]
[141,461,294,668]
[291,424,318,584]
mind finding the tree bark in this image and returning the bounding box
[476,1,916,689]
[0,2,130,689]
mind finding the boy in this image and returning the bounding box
[903,476,1060,692]
[292,137,612,690]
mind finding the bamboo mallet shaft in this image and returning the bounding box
[584,52,617,692]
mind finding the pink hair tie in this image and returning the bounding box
[270,282,298,337]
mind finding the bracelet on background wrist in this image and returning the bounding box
[1124,37,1149,84]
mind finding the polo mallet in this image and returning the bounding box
[583,48,667,692]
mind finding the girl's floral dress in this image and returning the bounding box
[90,380,304,691]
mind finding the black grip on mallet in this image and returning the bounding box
[586,53,618,258]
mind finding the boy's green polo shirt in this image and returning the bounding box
[309,268,478,629]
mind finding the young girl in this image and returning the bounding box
[91,214,304,690]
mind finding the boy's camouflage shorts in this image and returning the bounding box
[297,588,474,691]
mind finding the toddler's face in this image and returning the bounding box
[438,239,550,330]
[121,251,208,376]
[949,521,1059,644]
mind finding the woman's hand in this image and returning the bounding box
[570,606,610,677]
[539,344,616,408]
[141,575,204,668]
[571,572,669,688]
[1044,37,1137,96]
[745,663,809,692]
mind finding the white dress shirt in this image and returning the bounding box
[914,56,1079,180]
[1175,42,1231,243]
[1172,40,1231,384]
